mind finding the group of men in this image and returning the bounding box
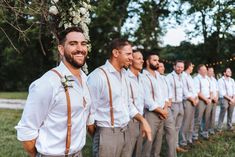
[16,26,235,157]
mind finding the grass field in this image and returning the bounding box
[0,92,28,99]
[1,109,235,157]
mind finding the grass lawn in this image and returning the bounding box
[1,108,235,157]
[0,92,28,99]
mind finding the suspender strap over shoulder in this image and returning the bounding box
[51,69,72,155]
[99,68,114,128]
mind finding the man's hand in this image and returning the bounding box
[134,114,152,141]
[22,139,36,157]
[206,98,212,105]
[87,124,96,136]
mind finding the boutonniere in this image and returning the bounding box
[61,75,74,88]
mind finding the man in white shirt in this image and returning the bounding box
[155,62,177,157]
[217,68,235,132]
[207,67,219,134]
[141,52,168,157]
[166,60,186,152]
[127,49,145,157]
[15,27,94,157]
[193,64,213,140]
[87,38,151,157]
[180,61,198,148]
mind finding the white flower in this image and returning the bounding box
[80,7,87,15]
[64,23,72,29]
[49,6,59,15]
[61,75,73,88]
[69,11,77,17]
[73,16,81,25]
[51,0,59,4]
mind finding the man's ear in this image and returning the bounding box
[58,45,64,56]
[146,59,149,66]
[112,49,119,58]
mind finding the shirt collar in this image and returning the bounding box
[58,61,86,80]
[104,60,126,74]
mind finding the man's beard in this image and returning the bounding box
[64,51,87,68]
[149,63,158,70]
[225,74,231,77]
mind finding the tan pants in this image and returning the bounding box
[153,109,177,157]
[171,102,184,147]
[36,151,82,157]
[92,126,132,157]
[142,111,164,157]
[180,100,195,145]
[128,119,142,157]
[218,98,235,130]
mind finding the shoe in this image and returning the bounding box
[193,139,202,145]
[209,130,215,135]
[188,142,194,148]
[176,146,188,153]
[227,128,235,133]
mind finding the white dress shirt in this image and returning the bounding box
[208,76,219,98]
[15,62,92,155]
[194,74,212,98]
[166,71,184,103]
[218,76,235,98]
[127,69,145,115]
[87,60,138,128]
[159,74,172,102]
[182,72,197,100]
[142,70,164,109]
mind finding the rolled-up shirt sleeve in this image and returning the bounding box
[15,78,54,141]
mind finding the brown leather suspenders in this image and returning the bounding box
[99,68,114,128]
[51,69,72,155]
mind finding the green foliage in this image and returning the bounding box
[1,109,235,156]
[0,92,28,99]
[0,109,28,156]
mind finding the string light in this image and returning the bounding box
[161,55,235,66]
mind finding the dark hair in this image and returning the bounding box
[197,64,205,72]
[143,50,159,68]
[109,38,131,55]
[174,60,184,66]
[223,67,231,73]
[184,61,192,70]
[58,26,84,44]
[207,66,214,70]
[133,49,142,54]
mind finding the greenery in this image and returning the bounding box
[0,92,28,99]
[1,108,235,157]
[0,0,234,91]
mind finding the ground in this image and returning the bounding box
[1,109,235,157]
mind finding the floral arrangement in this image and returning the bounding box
[49,0,92,41]
[61,75,74,88]
[48,0,92,74]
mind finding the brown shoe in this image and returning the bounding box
[176,146,188,153]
